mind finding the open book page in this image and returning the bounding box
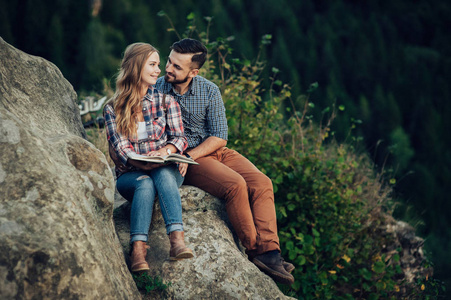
[127,152,199,165]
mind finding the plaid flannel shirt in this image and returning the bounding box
[104,87,187,176]
[155,75,228,148]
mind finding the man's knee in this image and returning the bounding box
[261,174,273,190]
[224,176,248,200]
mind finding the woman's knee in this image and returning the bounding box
[153,166,178,186]
[134,175,155,190]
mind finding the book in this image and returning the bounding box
[127,152,199,165]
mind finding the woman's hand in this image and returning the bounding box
[178,162,188,177]
[147,150,162,156]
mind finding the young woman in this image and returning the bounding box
[104,43,193,272]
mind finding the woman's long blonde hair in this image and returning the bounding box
[113,43,158,138]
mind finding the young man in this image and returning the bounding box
[154,38,295,285]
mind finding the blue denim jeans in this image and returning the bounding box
[116,164,184,243]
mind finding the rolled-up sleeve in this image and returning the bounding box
[207,85,228,140]
[103,104,134,165]
[165,95,188,153]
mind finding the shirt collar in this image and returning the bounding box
[167,76,197,97]
[188,76,198,95]
[159,78,172,94]
[143,86,154,102]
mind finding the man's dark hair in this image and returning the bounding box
[170,38,207,69]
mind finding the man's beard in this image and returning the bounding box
[164,73,189,84]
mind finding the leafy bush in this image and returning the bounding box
[132,273,171,295]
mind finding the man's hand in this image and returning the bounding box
[178,162,188,176]
[187,136,227,160]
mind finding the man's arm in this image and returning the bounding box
[185,81,228,161]
[186,136,227,161]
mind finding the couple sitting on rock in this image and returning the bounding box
[104,38,295,285]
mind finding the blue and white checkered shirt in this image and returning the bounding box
[155,75,228,148]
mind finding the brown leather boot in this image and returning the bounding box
[130,241,150,272]
[281,258,295,273]
[253,250,295,285]
[169,231,194,261]
[248,250,295,273]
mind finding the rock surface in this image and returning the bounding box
[0,40,85,139]
[382,216,432,285]
[114,186,294,300]
[0,37,140,299]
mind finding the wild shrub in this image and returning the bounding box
[132,273,171,295]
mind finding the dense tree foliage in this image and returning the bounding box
[1,0,449,295]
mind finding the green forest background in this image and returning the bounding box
[1,0,449,296]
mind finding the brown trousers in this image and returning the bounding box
[184,147,280,255]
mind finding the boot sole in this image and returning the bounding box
[170,251,194,261]
[253,258,295,285]
[131,263,150,273]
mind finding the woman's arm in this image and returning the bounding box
[163,94,188,153]
[104,104,135,165]
[104,103,161,171]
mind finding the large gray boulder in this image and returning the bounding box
[114,186,294,300]
[0,37,140,299]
